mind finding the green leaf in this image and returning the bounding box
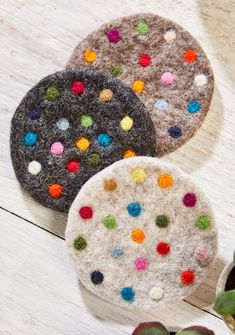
[132,322,170,335]
[213,290,235,316]
[176,326,215,335]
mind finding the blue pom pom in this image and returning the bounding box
[57,118,70,131]
[154,99,168,111]
[127,202,141,217]
[23,131,38,147]
[97,133,111,147]
[168,126,182,139]
[111,246,124,258]
[120,287,135,302]
[187,101,202,113]
[28,108,41,120]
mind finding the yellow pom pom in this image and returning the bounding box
[84,49,97,63]
[99,89,113,102]
[132,80,145,93]
[131,168,147,183]
[76,137,90,151]
[123,149,136,158]
[120,116,133,131]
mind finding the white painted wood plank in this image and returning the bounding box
[0,209,230,335]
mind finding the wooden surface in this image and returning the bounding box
[0,0,234,334]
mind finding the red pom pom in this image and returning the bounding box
[71,81,85,95]
[79,206,93,220]
[139,54,151,67]
[156,242,170,256]
[66,160,80,173]
[180,270,195,285]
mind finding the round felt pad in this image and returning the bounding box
[66,157,218,310]
[67,13,214,156]
[10,70,156,212]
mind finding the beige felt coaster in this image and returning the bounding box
[67,13,214,156]
[66,157,218,310]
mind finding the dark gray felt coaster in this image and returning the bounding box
[67,13,214,156]
[10,69,156,212]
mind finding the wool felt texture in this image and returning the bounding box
[66,157,218,310]
[10,69,156,212]
[67,13,214,156]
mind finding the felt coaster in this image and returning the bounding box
[66,157,218,310]
[10,70,156,212]
[67,13,214,156]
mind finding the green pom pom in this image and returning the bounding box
[155,215,170,228]
[86,153,102,167]
[46,86,60,101]
[137,20,149,35]
[196,215,211,230]
[103,215,117,229]
[73,236,87,251]
[80,115,93,128]
[111,65,123,76]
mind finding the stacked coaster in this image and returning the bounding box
[66,157,218,310]
[67,13,214,156]
[10,69,156,211]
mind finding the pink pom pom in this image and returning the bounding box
[161,72,175,85]
[135,257,148,271]
[50,142,64,155]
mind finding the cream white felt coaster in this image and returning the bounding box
[66,157,218,310]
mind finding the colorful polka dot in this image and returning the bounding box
[84,49,97,63]
[161,72,175,85]
[120,115,133,131]
[135,258,148,271]
[184,49,197,63]
[99,88,113,102]
[79,206,93,220]
[131,167,147,183]
[164,29,176,43]
[194,74,207,87]
[107,28,121,43]
[103,215,117,229]
[154,99,168,111]
[28,108,41,120]
[50,142,64,155]
[23,131,38,147]
[187,101,202,113]
[120,287,135,302]
[123,149,136,158]
[180,270,195,285]
[127,202,142,217]
[71,81,85,95]
[91,270,104,285]
[103,179,117,192]
[139,54,151,67]
[111,65,123,76]
[76,137,90,151]
[168,126,182,139]
[183,193,197,207]
[196,215,211,230]
[57,118,69,131]
[137,20,149,35]
[156,242,170,256]
[28,161,41,175]
[48,183,62,198]
[97,133,111,147]
[73,236,87,251]
[46,86,60,101]
[155,215,170,228]
[131,229,145,243]
[195,246,208,261]
[132,80,145,93]
[111,246,124,258]
[80,115,93,128]
[86,153,102,168]
[158,173,174,189]
[66,160,80,173]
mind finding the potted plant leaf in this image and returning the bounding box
[132,322,215,335]
[213,251,235,332]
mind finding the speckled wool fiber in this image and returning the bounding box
[10,69,156,212]
[66,157,218,310]
[67,13,214,156]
